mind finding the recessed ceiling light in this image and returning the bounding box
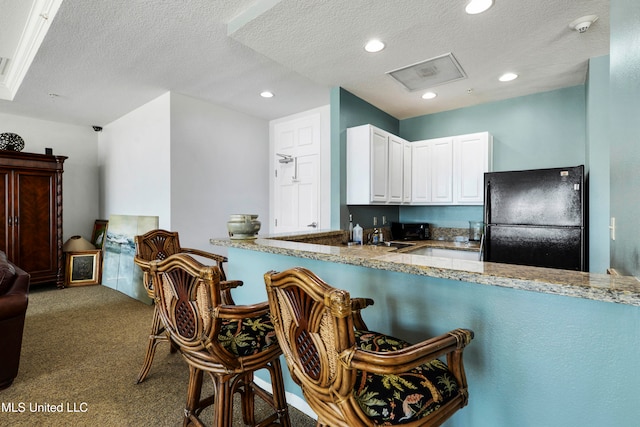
[465,0,494,15]
[364,39,385,53]
[499,72,518,82]
[422,91,437,100]
[260,91,274,98]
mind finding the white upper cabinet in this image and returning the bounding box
[347,125,408,204]
[388,134,405,203]
[431,137,454,203]
[348,125,491,206]
[370,127,388,202]
[412,132,492,205]
[454,132,492,204]
[411,137,453,204]
[402,141,412,203]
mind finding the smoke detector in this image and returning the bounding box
[570,15,598,33]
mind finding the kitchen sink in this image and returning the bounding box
[382,241,417,249]
[405,246,482,261]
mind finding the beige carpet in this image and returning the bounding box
[1,284,316,426]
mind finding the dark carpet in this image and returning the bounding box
[0,284,316,426]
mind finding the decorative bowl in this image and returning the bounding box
[227,214,261,240]
[0,133,25,151]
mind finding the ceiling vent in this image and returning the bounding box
[387,53,467,91]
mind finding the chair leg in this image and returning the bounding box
[240,372,256,426]
[184,366,204,427]
[212,375,234,427]
[136,306,168,383]
[269,357,291,427]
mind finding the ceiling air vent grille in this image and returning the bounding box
[387,53,467,91]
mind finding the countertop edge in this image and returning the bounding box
[210,237,640,307]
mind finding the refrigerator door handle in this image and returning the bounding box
[484,181,491,225]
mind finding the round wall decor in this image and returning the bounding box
[0,133,25,151]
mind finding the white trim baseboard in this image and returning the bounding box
[253,376,317,421]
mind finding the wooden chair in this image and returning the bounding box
[264,267,474,427]
[133,229,241,383]
[149,253,290,427]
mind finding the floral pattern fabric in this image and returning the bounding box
[353,329,460,425]
[218,312,277,357]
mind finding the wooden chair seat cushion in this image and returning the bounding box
[219,312,278,357]
[353,329,461,425]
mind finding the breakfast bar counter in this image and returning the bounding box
[210,230,640,427]
[210,230,640,307]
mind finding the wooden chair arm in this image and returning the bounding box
[351,297,374,330]
[347,328,474,375]
[219,280,243,305]
[351,297,374,311]
[214,301,271,320]
[180,247,227,264]
[220,279,243,290]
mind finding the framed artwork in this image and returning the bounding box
[91,219,109,249]
[65,250,102,287]
[102,215,158,304]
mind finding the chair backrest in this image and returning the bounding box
[149,253,239,368]
[264,267,358,405]
[135,229,182,262]
[135,229,186,297]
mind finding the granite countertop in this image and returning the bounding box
[210,231,640,307]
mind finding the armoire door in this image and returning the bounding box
[14,170,57,282]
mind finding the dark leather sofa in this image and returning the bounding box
[0,250,30,390]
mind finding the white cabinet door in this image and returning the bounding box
[411,140,431,203]
[388,134,404,203]
[454,132,492,205]
[402,141,412,203]
[370,128,389,202]
[411,137,453,204]
[430,137,454,203]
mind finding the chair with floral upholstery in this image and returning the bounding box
[149,253,290,427]
[133,229,241,383]
[264,267,474,427]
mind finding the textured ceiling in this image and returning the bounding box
[0,0,609,126]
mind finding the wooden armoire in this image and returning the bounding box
[0,151,67,287]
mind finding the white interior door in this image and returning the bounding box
[272,108,326,234]
[274,154,319,233]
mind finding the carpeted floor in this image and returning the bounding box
[0,284,316,426]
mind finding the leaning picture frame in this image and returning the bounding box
[65,250,102,287]
[91,219,109,249]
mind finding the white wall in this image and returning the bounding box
[98,92,171,229]
[170,93,269,253]
[0,112,99,241]
[97,91,269,255]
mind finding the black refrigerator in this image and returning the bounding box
[483,165,586,271]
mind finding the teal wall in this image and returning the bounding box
[227,248,640,427]
[586,56,611,273]
[399,85,586,172]
[610,0,640,277]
